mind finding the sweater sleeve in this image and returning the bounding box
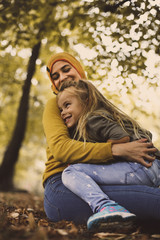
[42,97,113,164]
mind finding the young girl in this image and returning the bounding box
[57,79,160,229]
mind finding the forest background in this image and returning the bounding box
[0,0,160,195]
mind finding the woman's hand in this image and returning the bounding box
[111,138,157,167]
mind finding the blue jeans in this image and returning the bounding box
[62,160,160,213]
[44,173,160,224]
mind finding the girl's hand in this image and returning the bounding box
[111,138,157,168]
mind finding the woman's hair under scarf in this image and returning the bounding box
[46,52,87,94]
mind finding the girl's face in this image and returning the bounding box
[51,61,81,90]
[57,88,83,129]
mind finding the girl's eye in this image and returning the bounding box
[65,103,71,108]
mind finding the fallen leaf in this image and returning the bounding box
[94,232,126,239]
[152,235,160,239]
[10,212,19,218]
[21,213,28,218]
[56,229,68,236]
[27,208,34,212]
[10,225,26,231]
[15,208,22,213]
[68,222,78,235]
[38,219,49,227]
[28,212,36,231]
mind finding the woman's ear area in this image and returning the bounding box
[51,84,58,95]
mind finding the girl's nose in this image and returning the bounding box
[61,109,66,118]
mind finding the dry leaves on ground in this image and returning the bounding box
[0,192,160,240]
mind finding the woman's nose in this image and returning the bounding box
[59,72,66,83]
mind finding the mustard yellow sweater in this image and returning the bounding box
[42,96,113,185]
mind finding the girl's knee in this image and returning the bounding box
[62,170,68,185]
[62,164,82,186]
[63,165,74,176]
[63,164,81,174]
[62,165,75,184]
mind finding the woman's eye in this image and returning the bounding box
[51,73,59,81]
[63,67,71,73]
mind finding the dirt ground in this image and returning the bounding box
[0,192,160,240]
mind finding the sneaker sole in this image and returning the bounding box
[87,212,136,230]
[87,213,123,230]
[121,212,136,221]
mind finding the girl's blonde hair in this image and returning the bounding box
[58,79,151,142]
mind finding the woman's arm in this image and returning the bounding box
[42,97,113,164]
[43,98,157,166]
[107,136,130,144]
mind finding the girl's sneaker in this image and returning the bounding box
[87,203,136,230]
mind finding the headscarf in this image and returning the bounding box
[46,52,87,94]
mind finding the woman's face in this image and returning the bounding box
[51,61,81,90]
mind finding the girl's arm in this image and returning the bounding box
[87,114,130,143]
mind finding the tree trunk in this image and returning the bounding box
[0,41,41,191]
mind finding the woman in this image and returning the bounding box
[43,52,160,225]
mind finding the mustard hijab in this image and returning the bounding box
[46,52,87,94]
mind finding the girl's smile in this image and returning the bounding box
[57,88,83,128]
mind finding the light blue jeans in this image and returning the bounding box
[62,159,160,213]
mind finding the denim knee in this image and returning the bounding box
[44,194,60,221]
[44,173,92,224]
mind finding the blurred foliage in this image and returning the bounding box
[0,0,160,192]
